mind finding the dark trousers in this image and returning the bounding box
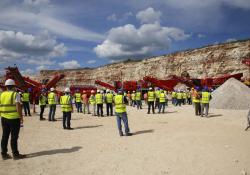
[48,104,56,121]
[176,99,182,106]
[106,103,113,116]
[40,105,45,119]
[76,102,82,113]
[148,101,155,114]
[194,102,201,116]
[136,100,142,109]
[97,104,103,116]
[23,102,31,116]
[158,102,166,113]
[1,118,20,155]
[155,98,159,109]
[63,112,71,128]
[187,98,192,105]
[116,112,130,135]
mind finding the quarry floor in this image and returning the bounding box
[0,103,250,175]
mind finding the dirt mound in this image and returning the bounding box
[210,78,250,110]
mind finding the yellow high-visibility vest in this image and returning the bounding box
[176,92,182,100]
[60,95,72,112]
[95,94,103,104]
[39,95,46,106]
[106,93,113,103]
[22,92,30,102]
[159,93,166,103]
[131,93,135,100]
[48,92,56,105]
[147,91,155,102]
[135,92,141,100]
[114,95,126,113]
[75,93,81,102]
[0,91,19,119]
[89,95,95,105]
[201,92,210,104]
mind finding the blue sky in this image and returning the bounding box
[0,0,250,75]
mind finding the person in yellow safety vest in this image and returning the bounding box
[131,91,136,107]
[89,90,96,116]
[147,87,155,114]
[39,90,47,121]
[95,90,104,117]
[114,90,132,136]
[135,89,142,109]
[182,90,187,105]
[105,89,114,116]
[0,79,26,160]
[187,90,192,105]
[155,87,161,109]
[171,91,177,105]
[74,89,82,113]
[60,88,74,130]
[201,87,212,117]
[48,87,57,121]
[176,90,183,106]
[158,90,166,113]
[21,90,31,116]
[193,87,201,116]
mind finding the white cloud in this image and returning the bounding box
[94,23,189,59]
[36,65,49,71]
[225,38,237,43]
[0,30,66,61]
[198,34,206,38]
[23,0,50,7]
[0,3,105,42]
[87,60,96,64]
[107,14,117,21]
[136,7,162,24]
[59,60,81,69]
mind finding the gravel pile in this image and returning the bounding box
[174,83,188,91]
[210,78,250,110]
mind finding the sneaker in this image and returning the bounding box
[40,118,46,121]
[125,133,133,136]
[1,153,12,160]
[67,127,74,130]
[119,132,124,136]
[13,154,26,160]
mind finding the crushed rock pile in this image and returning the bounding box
[210,78,250,110]
[174,83,188,91]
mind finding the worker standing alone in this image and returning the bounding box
[0,79,26,160]
[60,88,73,129]
[114,90,132,136]
[105,90,114,116]
[200,87,212,117]
[48,87,57,121]
[21,90,31,116]
[74,89,82,113]
[147,87,155,114]
[39,90,47,121]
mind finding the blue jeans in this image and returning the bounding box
[48,104,56,120]
[158,102,166,113]
[136,100,142,109]
[116,112,130,135]
[76,102,82,113]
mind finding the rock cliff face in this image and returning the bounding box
[39,40,250,90]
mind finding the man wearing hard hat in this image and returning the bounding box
[0,79,26,160]
[95,90,104,117]
[114,90,132,136]
[105,89,114,116]
[48,87,57,121]
[89,90,96,116]
[60,88,74,129]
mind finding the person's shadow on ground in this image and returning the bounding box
[133,129,154,135]
[74,125,103,130]
[26,146,82,158]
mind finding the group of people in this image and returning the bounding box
[0,77,214,161]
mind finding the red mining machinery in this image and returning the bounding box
[3,66,65,108]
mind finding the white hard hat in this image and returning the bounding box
[64,87,70,92]
[106,89,110,92]
[149,87,152,90]
[5,79,15,86]
[97,90,100,93]
[50,87,55,91]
